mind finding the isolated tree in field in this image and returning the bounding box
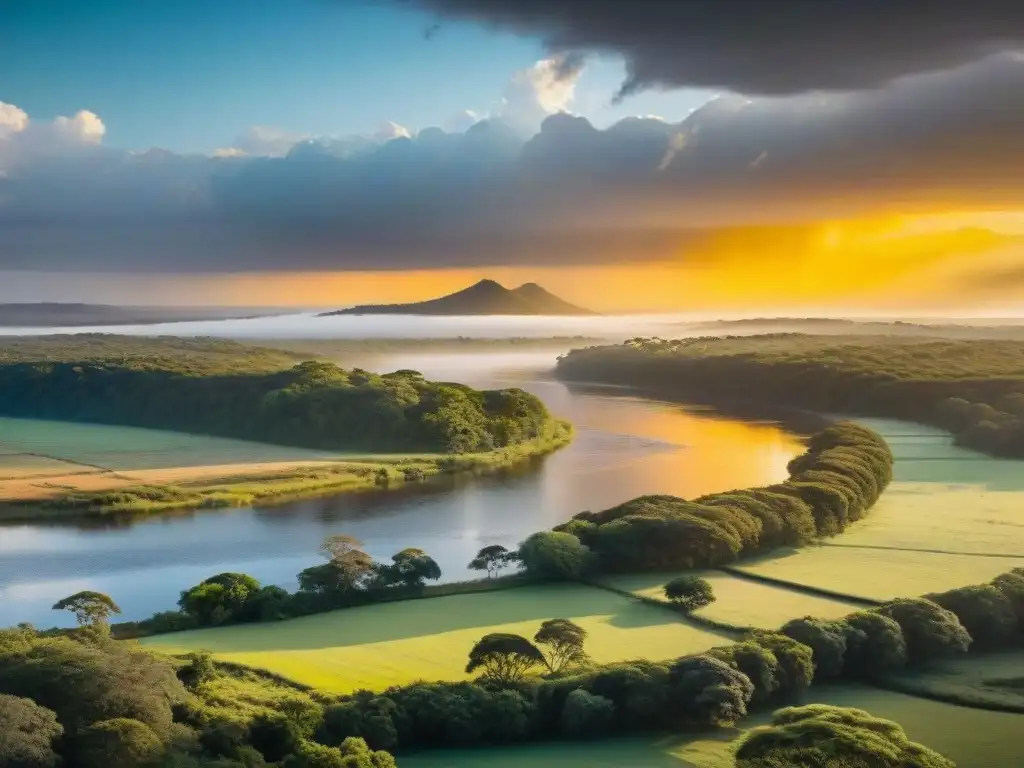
[734,704,955,768]
[465,633,545,686]
[534,618,589,674]
[0,693,63,768]
[664,575,715,613]
[52,591,121,628]
[469,544,515,578]
[383,548,442,589]
[516,531,592,580]
[319,534,376,590]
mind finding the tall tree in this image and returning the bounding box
[382,548,442,589]
[465,633,544,686]
[51,591,121,628]
[534,618,589,673]
[468,544,515,578]
[320,535,376,590]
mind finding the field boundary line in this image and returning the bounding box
[581,578,751,637]
[716,567,883,607]
[865,675,1024,715]
[821,543,1024,559]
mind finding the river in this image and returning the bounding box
[0,350,805,628]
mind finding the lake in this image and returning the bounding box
[0,349,804,627]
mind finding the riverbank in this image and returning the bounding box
[0,419,573,521]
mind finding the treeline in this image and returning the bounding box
[17,564,1020,765]
[552,421,892,572]
[556,334,1024,457]
[0,358,556,454]
[267,566,1024,757]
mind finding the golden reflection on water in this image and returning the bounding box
[567,393,805,501]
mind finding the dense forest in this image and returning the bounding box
[556,334,1024,457]
[0,337,557,454]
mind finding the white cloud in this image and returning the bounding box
[375,121,411,140]
[445,109,482,133]
[232,125,310,157]
[0,102,29,138]
[500,55,586,133]
[52,110,106,144]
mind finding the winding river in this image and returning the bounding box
[0,350,805,627]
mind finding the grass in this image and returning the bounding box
[597,571,868,630]
[881,650,1024,713]
[140,583,733,693]
[721,418,1024,600]
[398,685,1024,768]
[0,418,572,518]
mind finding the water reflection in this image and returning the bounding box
[0,355,804,627]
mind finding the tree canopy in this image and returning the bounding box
[664,575,716,612]
[51,591,121,627]
[465,633,545,686]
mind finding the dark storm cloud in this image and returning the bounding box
[397,0,1024,95]
[1,54,1023,272]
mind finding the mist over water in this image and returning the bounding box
[1,312,696,340]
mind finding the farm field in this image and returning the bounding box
[884,649,1024,712]
[729,418,1024,599]
[399,685,1024,768]
[141,584,734,693]
[598,571,865,629]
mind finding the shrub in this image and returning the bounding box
[516,532,592,580]
[927,584,1018,649]
[559,689,615,739]
[876,598,972,663]
[779,617,850,679]
[75,718,163,768]
[664,575,716,612]
[842,612,907,678]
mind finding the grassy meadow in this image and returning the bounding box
[883,649,1024,713]
[598,570,867,630]
[141,584,733,693]
[398,685,1024,768]
[722,417,1024,600]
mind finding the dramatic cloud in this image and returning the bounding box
[397,0,1024,96]
[499,54,585,132]
[1,54,1023,273]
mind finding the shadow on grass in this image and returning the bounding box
[143,583,735,654]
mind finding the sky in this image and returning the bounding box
[1,0,1024,313]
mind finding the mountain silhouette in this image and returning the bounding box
[319,280,596,316]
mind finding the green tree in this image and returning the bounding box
[534,618,589,674]
[516,531,591,580]
[668,655,754,727]
[0,694,62,768]
[466,633,545,686]
[178,573,261,626]
[734,704,955,768]
[319,535,376,591]
[468,544,515,578]
[779,616,850,678]
[51,590,121,627]
[926,584,1018,649]
[75,718,163,768]
[560,689,614,739]
[381,548,442,589]
[663,576,716,613]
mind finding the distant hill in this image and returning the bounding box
[320,280,596,316]
[0,303,278,328]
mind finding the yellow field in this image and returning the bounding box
[599,571,865,629]
[141,584,733,693]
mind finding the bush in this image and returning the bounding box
[705,642,780,705]
[668,655,755,727]
[842,611,908,678]
[876,598,972,663]
[516,532,592,580]
[75,718,163,768]
[664,575,716,612]
[734,704,955,768]
[779,617,850,678]
[927,584,1018,649]
[0,693,62,768]
[559,689,615,739]
[748,634,814,701]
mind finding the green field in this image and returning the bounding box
[0,416,347,471]
[398,685,1024,768]
[141,584,733,693]
[598,571,865,629]
[726,418,1024,600]
[883,649,1024,712]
